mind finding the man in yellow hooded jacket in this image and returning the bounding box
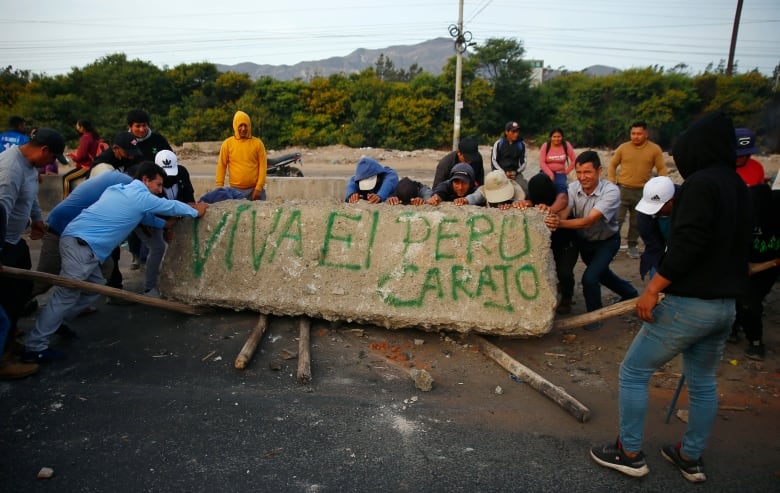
[216,111,267,200]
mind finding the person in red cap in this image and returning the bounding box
[734,128,766,186]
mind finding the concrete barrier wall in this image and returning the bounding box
[38,175,347,212]
[159,200,557,337]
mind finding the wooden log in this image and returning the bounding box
[749,258,780,275]
[466,334,591,423]
[0,266,209,315]
[552,297,638,330]
[297,317,312,384]
[234,314,269,370]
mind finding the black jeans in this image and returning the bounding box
[0,239,33,351]
[735,267,779,343]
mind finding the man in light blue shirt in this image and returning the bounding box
[553,150,638,320]
[32,170,135,298]
[23,162,208,363]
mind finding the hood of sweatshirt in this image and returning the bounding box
[232,111,252,140]
[672,111,736,179]
[353,157,385,181]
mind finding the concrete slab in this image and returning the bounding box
[160,200,557,337]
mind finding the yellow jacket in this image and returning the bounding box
[216,111,267,192]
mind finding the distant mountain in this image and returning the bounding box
[215,38,456,81]
[216,38,622,82]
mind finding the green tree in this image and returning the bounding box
[469,38,533,136]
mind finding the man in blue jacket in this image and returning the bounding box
[345,157,399,204]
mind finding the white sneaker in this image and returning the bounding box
[144,288,161,298]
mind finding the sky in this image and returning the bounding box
[1,0,778,77]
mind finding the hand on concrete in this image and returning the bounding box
[366,193,381,204]
[193,203,208,217]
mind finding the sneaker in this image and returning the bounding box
[20,347,67,364]
[661,443,706,482]
[55,324,79,340]
[130,255,140,270]
[627,247,640,259]
[144,288,161,298]
[556,297,573,315]
[745,342,766,361]
[590,439,650,477]
[0,359,40,380]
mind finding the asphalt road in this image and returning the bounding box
[2,295,777,492]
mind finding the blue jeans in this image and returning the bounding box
[618,294,735,459]
[577,234,638,311]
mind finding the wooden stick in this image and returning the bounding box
[552,297,638,330]
[749,258,780,275]
[466,334,591,422]
[297,317,312,384]
[234,314,269,370]
[0,266,209,315]
[552,260,777,331]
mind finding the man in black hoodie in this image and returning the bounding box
[590,112,750,483]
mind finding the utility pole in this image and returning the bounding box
[449,0,473,151]
[726,0,744,76]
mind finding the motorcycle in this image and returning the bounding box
[267,152,303,177]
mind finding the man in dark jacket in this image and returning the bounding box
[428,163,476,204]
[135,150,197,298]
[432,137,484,188]
[491,121,527,195]
[590,112,751,483]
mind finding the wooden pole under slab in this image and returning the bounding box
[234,314,269,370]
[466,334,591,423]
[0,266,209,315]
[552,297,638,331]
[297,317,312,384]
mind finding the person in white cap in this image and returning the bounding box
[635,176,677,280]
[344,157,399,203]
[133,150,197,298]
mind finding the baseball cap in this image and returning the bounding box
[735,128,758,156]
[505,121,520,132]
[483,170,515,204]
[155,149,179,176]
[113,131,143,157]
[31,127,67,164]
[457,137,481,164]
[635,176,675,215]
[358,175,378,191]
[449,163,474,183]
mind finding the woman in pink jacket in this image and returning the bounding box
[539,127,577,189]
